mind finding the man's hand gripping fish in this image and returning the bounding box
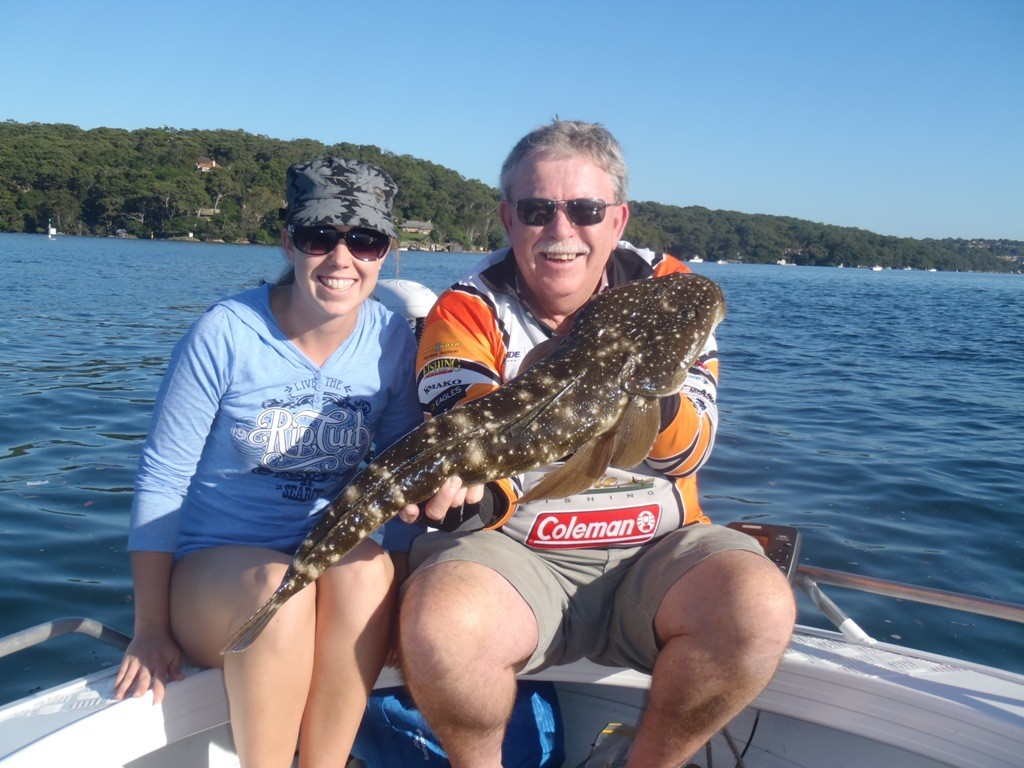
[223,272,726,653]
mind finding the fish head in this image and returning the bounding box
[573,272,725,397]
[628,272,725,395]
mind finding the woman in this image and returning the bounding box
[114,157,423,768]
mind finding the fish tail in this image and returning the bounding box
[220,594,283,654]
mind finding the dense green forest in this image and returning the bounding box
[2,121,1020,273]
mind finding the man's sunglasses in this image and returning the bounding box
[287,224,391,261]
[509,198,616,228]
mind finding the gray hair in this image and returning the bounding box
[499,120,629,203]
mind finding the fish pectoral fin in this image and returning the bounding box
[517,431,616,504]
[516,397,660,504]
[609,397,661,469]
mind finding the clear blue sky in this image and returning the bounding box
[3,0,1021,240]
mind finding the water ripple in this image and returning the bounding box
[1,237,1021,703]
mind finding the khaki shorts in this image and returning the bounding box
[407,523,765,674]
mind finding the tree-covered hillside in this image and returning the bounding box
[1,121,1020,272]
[626,201,1021,273]
[0,121,503,250]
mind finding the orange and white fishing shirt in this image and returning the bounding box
[415,243,719,549]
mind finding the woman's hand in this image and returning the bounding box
[113,628,184,704]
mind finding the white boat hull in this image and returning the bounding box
[2,624,1022,768]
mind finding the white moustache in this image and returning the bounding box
[536,242,591,259]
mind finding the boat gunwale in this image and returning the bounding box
[3,566,1024,766]
[3,621,1024,767]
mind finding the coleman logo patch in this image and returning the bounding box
[526,505,661,548]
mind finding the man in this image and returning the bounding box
[398,120,795,768]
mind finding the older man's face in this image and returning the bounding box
[501,153,629,322]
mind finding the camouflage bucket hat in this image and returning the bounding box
[284,157,399,240]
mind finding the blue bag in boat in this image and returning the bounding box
[350,681,564,767]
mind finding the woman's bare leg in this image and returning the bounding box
[171,546,315,768]
[297,539,396,768]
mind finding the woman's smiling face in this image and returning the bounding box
[281,224,387,328]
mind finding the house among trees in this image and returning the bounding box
[195,159,217,172]
[400,219,434,235]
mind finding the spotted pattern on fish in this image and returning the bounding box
[221,272,725,653]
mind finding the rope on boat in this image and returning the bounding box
[721,726,746,767]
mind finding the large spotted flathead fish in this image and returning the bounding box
[223,271,725,653]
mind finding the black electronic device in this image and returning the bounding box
[727,521,802,582]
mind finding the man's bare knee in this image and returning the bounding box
[656,551,795,657]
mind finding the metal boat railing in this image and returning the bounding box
[798,565,1024,623]
[795,564,1024,644]
[0,618,130,659]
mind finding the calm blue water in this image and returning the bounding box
[1,233,1021,705]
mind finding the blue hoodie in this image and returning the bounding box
[128,283,423,557]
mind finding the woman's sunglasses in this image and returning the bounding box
[509,198,615,228]
[287,224,391,261]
